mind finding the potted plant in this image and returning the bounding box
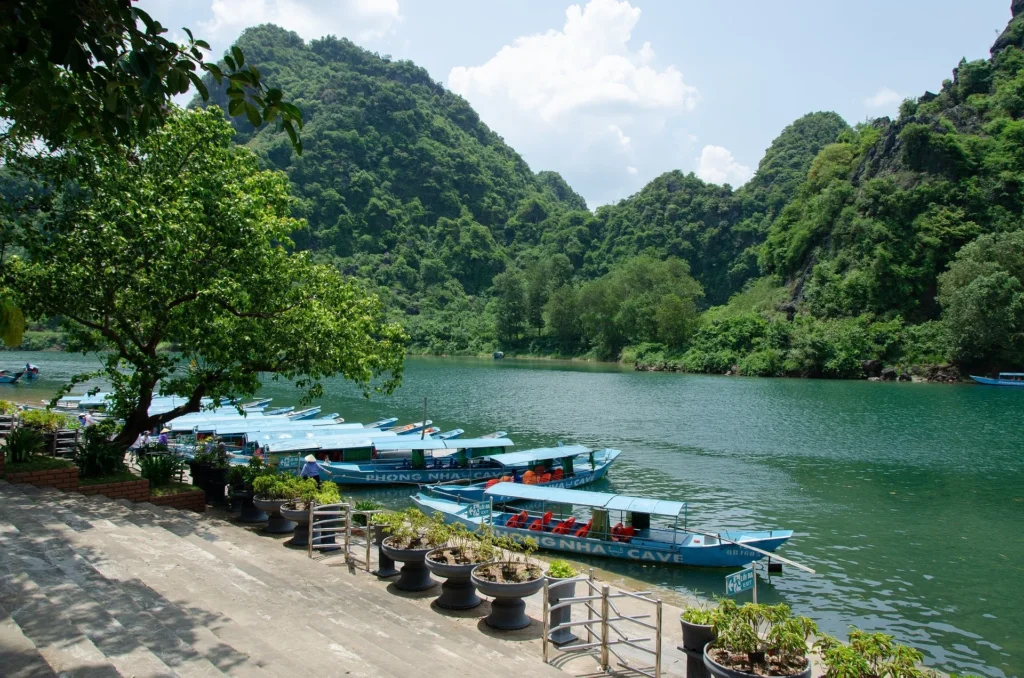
[546,559,580,644]
[232,457,270,523]
[252,474,301,534]
[425,523,496,610]
[279,478,323,547]
[308,482,344,552]
[815,628,929,678]
[704,601,817,678]
[679,599,717,654]
[471,534,544,630]
[379,509,448,591]
[191,439,230,504]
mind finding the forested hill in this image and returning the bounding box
[200,24,585,299]
[197,6,1024,376]
[591,112,849,305]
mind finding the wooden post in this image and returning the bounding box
[542,578,550,664]
[655,599,663,677]
[600,584,610,670]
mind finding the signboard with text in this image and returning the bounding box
[466,501,490,519]
[725,567,755,596]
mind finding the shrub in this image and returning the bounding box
[0,400,19,415]
[815,628,929,678]
[547,559,578,579]
[711,601,817,673]
[352,498,384,525]
[5,427,46,463]
[74,419,126,479]
[20,409,79,433]
[252,473,304,500]
[139,455,184,488]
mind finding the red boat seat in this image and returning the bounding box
[505,511,529,529]
[542,511,554,527]
[573,519,593,539]
[528,519,543,531]
[540,473,552,484]
[551,516,576,535]
[619,526,636,543]
[552,468,564,480]
[485,479,500,488]
[611,522,624,541]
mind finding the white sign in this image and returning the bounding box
[465,501,490,519]
[725,567,755,596]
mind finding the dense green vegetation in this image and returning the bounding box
[205,6,1023,377]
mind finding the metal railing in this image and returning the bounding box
[542,570,663,677]
[307,503,386,571]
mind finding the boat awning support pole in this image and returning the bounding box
[489,497,493,527]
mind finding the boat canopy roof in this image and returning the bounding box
[373,437,514,452]
[265,438,378,453]
[479,445,589,466]
[483,483,686,516]
[998,372,1024,377]
[205,421,364,435]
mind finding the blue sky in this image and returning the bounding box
[142,0,1013,208]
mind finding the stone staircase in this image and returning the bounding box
[0,480,571,678]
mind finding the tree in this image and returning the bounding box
[492,270,527,345]
[0,0,303,151]
[544,284,583,352]
[938,231,1024,368]
[6,108,404,447]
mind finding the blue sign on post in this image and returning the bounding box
[465,501,490,519]
[725,567,755,596]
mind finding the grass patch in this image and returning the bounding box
[5,456,76,474]
[80,470,140,486]
[150,482,201,498]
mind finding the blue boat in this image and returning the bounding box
[287,407,322,420]
[318,413,340,421]
[367,417,398,430]
[392,420,432,436]
[241,398,273,410]
[412,484,794,569]
[480,430,508,439]
[436,429,465,440]
[317,438,529,485]
[970,372,1024,387]
[0,370,25,384]
[424,448,620,503]
[263,406,295,416]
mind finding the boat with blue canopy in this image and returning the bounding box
[412,483,793,568]
[316,437,519,485]
[970,372,1024,386]
[424,447,620,503]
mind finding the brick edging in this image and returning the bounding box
[78,479,150,503]
[150,489,206,513]
[5,466,79,491]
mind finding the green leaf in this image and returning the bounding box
[195,39,211,50]
[203,63,223,83]
[228,98,244,117]
[188,72,209,101]
[183,27,194,42]
[231,46,245,69]
[224,55,236,71]
[244,102,262,127]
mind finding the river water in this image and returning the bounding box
[5,352,1021,677]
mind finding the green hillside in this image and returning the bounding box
[200,6,1024,376]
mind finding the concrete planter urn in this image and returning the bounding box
[425,548,487,610]
[546,577,578,644]
[233,489,268,523]
[372,524,399,578]
[680,619,715,654]
[703,644,812,678]
[471,564,545,630]
[279,503,311,547]
[381,538,435,591]
[253,497,295,534]
[201,467,229,505]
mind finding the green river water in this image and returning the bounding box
[5,352,1021,677]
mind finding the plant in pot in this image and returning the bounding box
[424,522,496,610]
[252,474,302,534]
[815,628,930,678]
[191,441,230,504]
[233,457,271,522]
[705,602,817,678]
[546,559,580,644]
[679,597,718,654]
[308,482,344,552]
[278,478,322,547]
[380,509,448,592]
[471,533,544,630]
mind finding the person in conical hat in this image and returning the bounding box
[299,454,322,487]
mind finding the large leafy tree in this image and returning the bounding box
[6,108,405,446]
[0,0,303,150]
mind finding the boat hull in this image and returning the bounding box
[411,494,792,569]
[428,457,615,503]
[970,375,1024,386]
[321,464,508,486]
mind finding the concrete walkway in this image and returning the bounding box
[0,479,706,677]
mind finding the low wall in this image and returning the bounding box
[150,489,206,514]
[78,479,150,503]
[5,466,79,491]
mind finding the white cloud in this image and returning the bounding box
[695,145,752,186]
[447,0,699,207]
[198,0,400,50]
[864,87,903,109]
[626,165,638,175]
[609,124,632,150]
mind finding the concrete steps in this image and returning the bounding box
[0,481,568,678]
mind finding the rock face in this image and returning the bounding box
[1014,0,1024,18]
[881,367,898,381]
[862,360,883,378]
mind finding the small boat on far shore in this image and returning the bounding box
[971,372,1024,387]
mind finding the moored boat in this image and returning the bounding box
[436,428,465,440]
[970,372,1024,386]
[367,417,398,430]
[263,406,295,416]
[392,420,432,435]
[286,406,322,420]
[0,370,25,384]
[424,448,620,503]
[412,484,793,568]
